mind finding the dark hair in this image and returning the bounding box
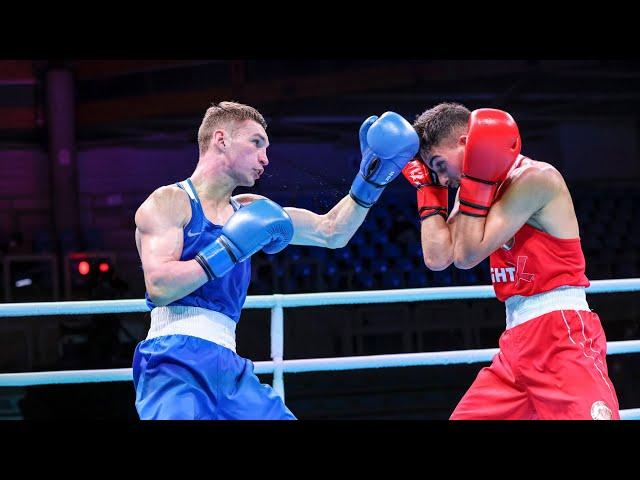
[413,102,471,157]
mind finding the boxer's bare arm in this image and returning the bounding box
[135,186,209,306]
[453,166,558,269]
[420,214,454,271]
[418,188,462,271]
[234,193,369,249]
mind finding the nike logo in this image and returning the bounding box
[187,230,201,238]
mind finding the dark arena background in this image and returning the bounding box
[0,60,638,419]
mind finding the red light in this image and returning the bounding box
[99,262,110,273]
[78,261,90,275]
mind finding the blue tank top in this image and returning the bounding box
[145,178,252,322]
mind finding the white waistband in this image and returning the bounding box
[504,286,590,330]
[147,306,237,352]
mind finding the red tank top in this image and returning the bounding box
[489,223,590,302]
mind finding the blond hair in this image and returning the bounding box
[197,101,267,156]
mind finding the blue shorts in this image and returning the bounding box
[132,334,296,420]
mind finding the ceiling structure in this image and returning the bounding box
[0,59,638,148]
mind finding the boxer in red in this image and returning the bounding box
[402,102,620,419]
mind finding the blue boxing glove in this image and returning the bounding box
[194,198,294,280]
[349,112,420,208]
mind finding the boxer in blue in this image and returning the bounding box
[132,101,419,419]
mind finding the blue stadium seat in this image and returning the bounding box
[385,243,403,258]
[381,271,404,289]
[371,258,389,274]
[406,270,428,288]
[396,257,414,272]
[431,268,453,287]
[358,243,375,258]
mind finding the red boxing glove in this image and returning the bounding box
[402,157,448,220]
[459,109,521,217]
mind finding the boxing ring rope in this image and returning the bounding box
[0,278,639,419]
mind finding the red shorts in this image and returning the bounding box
[451,309,620,420]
